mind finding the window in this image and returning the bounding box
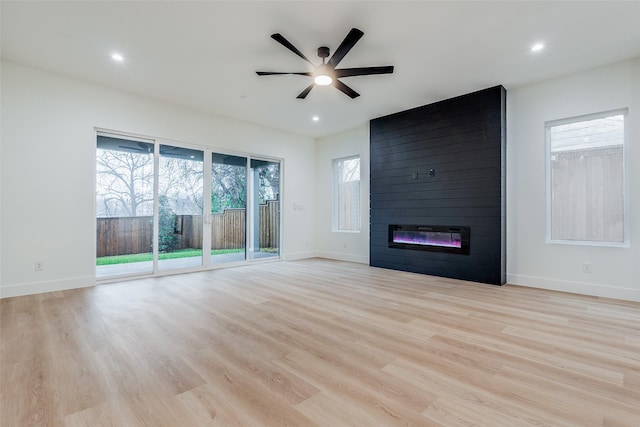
[546,110,627,245]
[333,156,361,231]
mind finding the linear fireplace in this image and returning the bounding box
[388,224,470,255]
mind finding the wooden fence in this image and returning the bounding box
[211,209,245,250]
[338,180,360,230]
[551,147,623,242]
[258,199,279,250]
[96,216,153,257]
[97,200,279,257]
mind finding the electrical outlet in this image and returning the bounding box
[583,263,591,273]
[34,261,44,271]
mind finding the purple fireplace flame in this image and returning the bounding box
[392,231,462,248]
[388,225,470,255]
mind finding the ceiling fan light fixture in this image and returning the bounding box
[314,63,334,86]
[314,74,333,86]
[256,28,394,99]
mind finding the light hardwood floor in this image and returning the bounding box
[1,259,639,426]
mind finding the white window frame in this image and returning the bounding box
[332,155,361,233]
[545,109,629,247]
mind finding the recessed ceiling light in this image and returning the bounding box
[312,116,320,122]
[531,43,544,52]
[111,53,124,62]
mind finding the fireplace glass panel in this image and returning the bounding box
[388,225,470,254]
[392,230,462,248]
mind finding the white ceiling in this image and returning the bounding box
[2,1,640,138]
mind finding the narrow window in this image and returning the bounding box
[333,156,361,231]
[546,110,627,245]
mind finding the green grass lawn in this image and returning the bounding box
[96,248,244,266]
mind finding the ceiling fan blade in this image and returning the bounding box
[271,33,315,66]
[333,80,360,99]
[335,66,394,78]
[296,84,315,99]
[256,71,312,76]
[328,28,364,68]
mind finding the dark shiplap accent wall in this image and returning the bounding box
[370,86,506,285]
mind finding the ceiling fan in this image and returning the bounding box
[256,28,394,99]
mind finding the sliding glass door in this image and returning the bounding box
[96,133,281,279]
[157,145,204,271]
[211,153,247,264]
[250,159,280,259]
[96,136,155,278]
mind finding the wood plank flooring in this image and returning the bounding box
[1,258,639,426]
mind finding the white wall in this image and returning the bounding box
[3,58,639,302]
[507,58,640,301]
[0,60,316,297]
[315,125,370,264]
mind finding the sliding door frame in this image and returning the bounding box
[95,129,283,282]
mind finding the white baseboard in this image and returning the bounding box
[282,251,319,261]
[507,274,640,302]
[315,251,369,265]
[0,276,95,299]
